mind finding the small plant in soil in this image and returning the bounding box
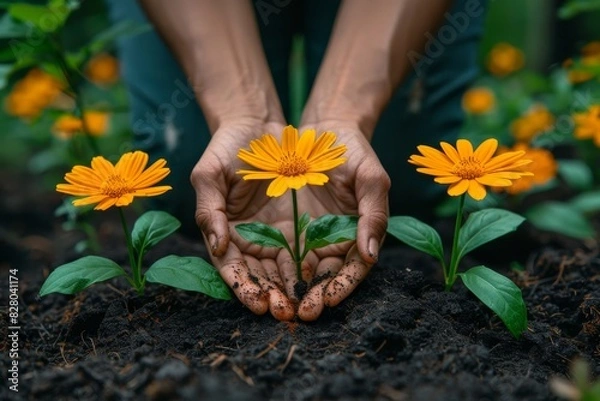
[387,138,532,337]
[234,125,358,282]
[39,150,231,300]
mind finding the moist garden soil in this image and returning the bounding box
[1,170,599,401]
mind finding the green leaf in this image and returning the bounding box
[387,216,444,261]
[458,266,527,338]
[0,13,29,38]
[298,212,310,233]
[8,1,71,33]
[526,201,596,239]
[39,256,126,296]
[85,20,151,55]
[304,214,358,252]
[0,63,12,90]
[131,211,181,254]
[457,209,525,263]
[558,0,600,19]
[145,255,231,300]
[235,222,291,251]
[558,159,593,191]
[569,190,600,214]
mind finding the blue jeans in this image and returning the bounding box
[105,0,487,233]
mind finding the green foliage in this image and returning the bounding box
[131,211,181,255]
[298,212,310,234]
[304,215,358,253]
[558,160,594,191]
[558,0,600,18]
[457,209,525,262]
[526,201,596,239]
[458,266,528,338]
[569,190,600,214]
[39,256,125,296]
[145,256,231,300]
[387,216,444,262]
[235,222,292,253]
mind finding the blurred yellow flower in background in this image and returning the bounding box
[573,105,600,146]
[5,69,63,119]
[85,53,119,85]
[510,105,555,143]
[409,138,532,201]
[237,125,347,197]
[56,151,172,210]
[462,87,496,114]
[487,43,525,77]
[495,143,557,195]
[563,42,600,84]
[52,111,110,139]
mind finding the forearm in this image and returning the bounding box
[302,0,452,138]
[139,0,284,132]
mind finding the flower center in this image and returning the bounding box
[101,174,130,198]
[278,153,309,176]
[452,157,484,180]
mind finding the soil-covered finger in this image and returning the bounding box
[323,245,372,307]
[298,256,343,321]
[246,256,295,321]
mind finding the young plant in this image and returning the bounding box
[234,126,357,281]
[387,138,532,337]
[40,151,231,300]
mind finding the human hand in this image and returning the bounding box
[191,119,301,321]
[287,121,391,321]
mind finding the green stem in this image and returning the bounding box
[119,208,143,294]
[291,189,302,281]
[445,194,466,291]
[52,38,101,156]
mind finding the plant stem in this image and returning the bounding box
[53,38,101,156]
[445,194,466,291]
[119,208,143,294]
[291,189,302,281]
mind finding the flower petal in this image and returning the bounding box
[238,149,279,171]
[286,175,307,190]
[94,197,118,210]
[408,154,453,170]
[467,180,487,200]
[415,145,454,168]
[473,138,498,164]
[116,193,134,207]
[266,176,288,197]
[309,131,337,159]
[296,129,316,159]
[309,157,346,172]
[281,125,298,154]
[132,186,173,196]
[440,142,461,164]
[308,145,346,165]
[456,139,474,158]
[71,194,108,206]
[90,156,115,179]
[304,172,329,185]
[116,151,148,180]
[447,179,469,196]
[434,175,462,184]
[56,183,101,196]
[238,171,280,180]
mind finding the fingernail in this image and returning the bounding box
[368,237,379,262]
[208,233,217,252]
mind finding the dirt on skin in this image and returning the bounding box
[1,171,599,401]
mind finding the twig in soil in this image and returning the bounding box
[255,333,284,359]
[375,339,388,354]
[279,344,297,373]
[231,365,254,386]
[106,283,127,296]
[209,354,228,368]
[59,343,77,366]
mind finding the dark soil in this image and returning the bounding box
[1,170,599,401]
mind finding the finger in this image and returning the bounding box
[191,161,230,257]
[355,165,390,264]
[211,241,268,315]
[246,256,295,321]
[297,256,343,321]
[323,244,372,307]
[277,250,316,301]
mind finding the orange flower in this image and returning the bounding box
[487,43,525,77]
[462,87,496,114]
[573,105,600,147]
[496,143,557,195]
[56,151,172,210]
[86,54,119,85]
[237,125,346,197]
[52,111,110,139]
[510,105,555,143]
[5,69,63,119]
[409,138,532,200]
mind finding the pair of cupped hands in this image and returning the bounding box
[191,119,390,321]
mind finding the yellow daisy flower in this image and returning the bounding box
[408,139,533,201]
[510,104,555,143]
[56,151,172,210]
[462,87,496,114]
[573,105,600,147]
[52,111,110,139]
[237,125,347,197]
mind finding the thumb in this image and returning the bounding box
[191,163,230,257]
[355,163,391,264]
